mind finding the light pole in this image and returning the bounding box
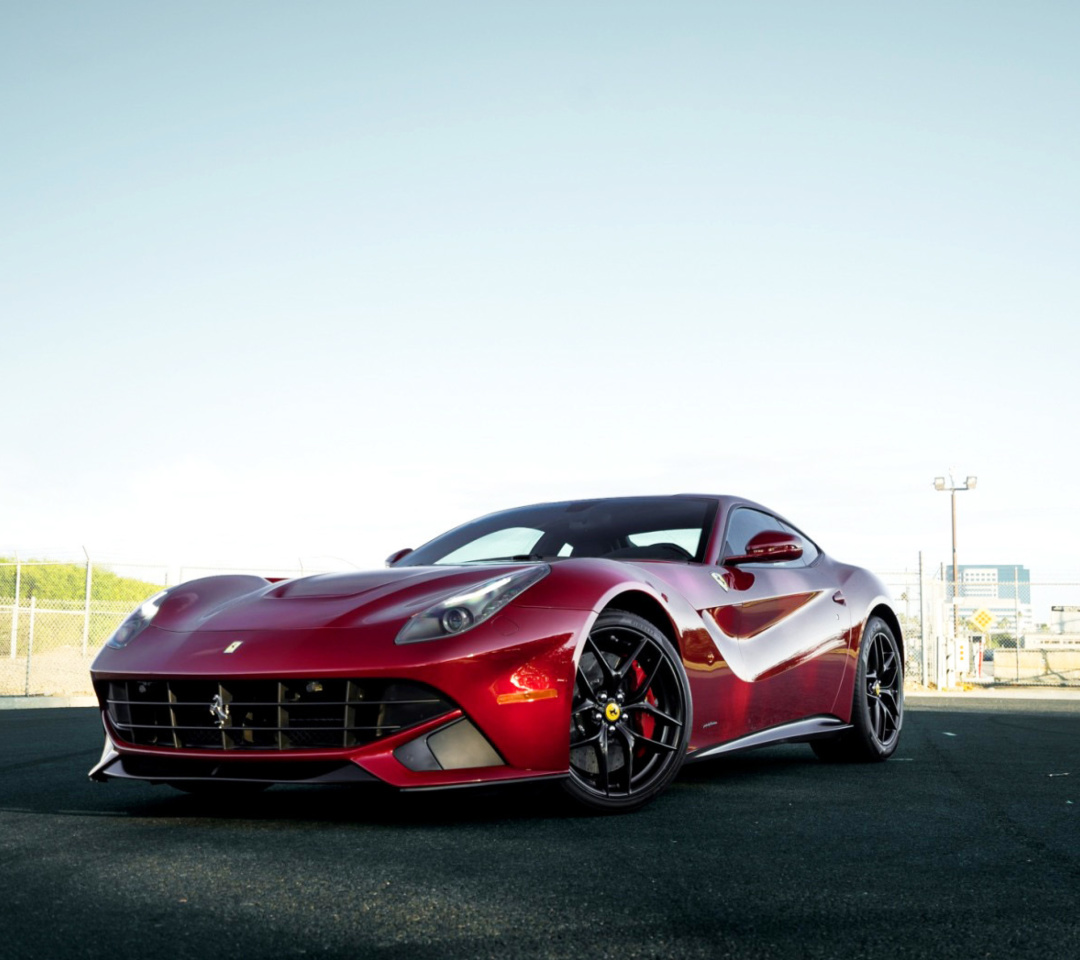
[933,473,977,643]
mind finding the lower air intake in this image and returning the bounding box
[99,678,454,751]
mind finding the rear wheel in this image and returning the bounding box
[812,615,903,762]
[563,611,691,812]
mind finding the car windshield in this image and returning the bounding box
[398,497,718,565]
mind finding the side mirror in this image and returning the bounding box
[385,547,413,567]
[723,530,803,566]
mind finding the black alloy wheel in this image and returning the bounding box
[812,615,903,762]
[564,611,691,812]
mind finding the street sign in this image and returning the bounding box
[971,608,994,632]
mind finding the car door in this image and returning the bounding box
[704,507,851,732]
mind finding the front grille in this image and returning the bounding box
[99,678,454,751]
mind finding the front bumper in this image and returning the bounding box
[89,606,586,789]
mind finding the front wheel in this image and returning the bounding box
[813,615,903,762]
[563,611,691,812]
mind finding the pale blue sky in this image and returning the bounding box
[3,2,1078,591]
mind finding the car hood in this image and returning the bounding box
[149,565,539,635]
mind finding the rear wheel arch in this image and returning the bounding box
[867,603,903,662]
[814,611,903,762]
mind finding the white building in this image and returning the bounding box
[946,564,1032,635]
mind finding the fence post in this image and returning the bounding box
[9,554,20,659]
[918,551,927,687]
[82,546,92,657]
[24,595,36,697]
[1014,566,1021,679]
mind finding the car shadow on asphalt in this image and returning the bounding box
[74,777,593,825]
[54,744,828,825]
[677,742,823,780]
[1,734,846,827]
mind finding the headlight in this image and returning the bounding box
[395,565,550,644]
[105,589,170,649]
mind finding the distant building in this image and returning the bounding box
[1051,605,1080,635]
[945,564,1032,633]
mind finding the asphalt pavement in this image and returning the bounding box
[1,698,1077,960]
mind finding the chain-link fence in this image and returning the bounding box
[877,563,1080,689]
[877,566,945,689]
[0,557,336,698]
[2,555,1077,699]
[0,558,174,697]
[1,596,131,696]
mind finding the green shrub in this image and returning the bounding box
[0,558,162,603]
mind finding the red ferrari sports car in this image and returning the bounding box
[89,495,904,811]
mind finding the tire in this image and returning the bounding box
[812,615,903,762]
[563,611,691,812]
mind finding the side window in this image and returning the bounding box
[722,508,817,567]
[721,509,780,560]
[628,528,701,556]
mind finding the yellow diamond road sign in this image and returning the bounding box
[971,608,994,632]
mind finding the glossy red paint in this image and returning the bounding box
[707,591,820,639]
[89,494,901,797]
[725,529,804,565]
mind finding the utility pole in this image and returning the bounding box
[934,473,977,644]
